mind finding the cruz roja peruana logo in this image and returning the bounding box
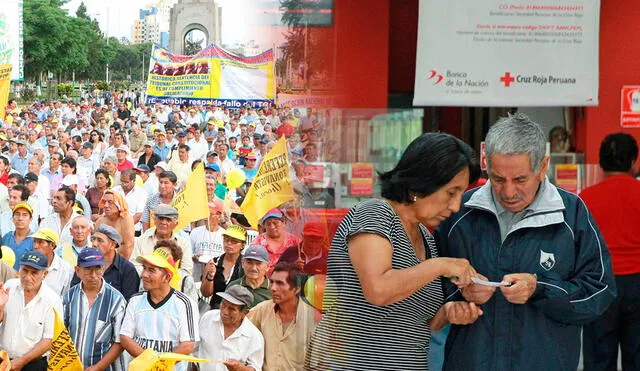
[500,71,577,87]
[443,70,489,88]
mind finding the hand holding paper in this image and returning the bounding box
[462,275,498,305]
[500,273,537,304]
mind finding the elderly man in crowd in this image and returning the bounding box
[228,245,272,308]
[197,285,264,371]
[0,251,63,370]
[63,248,127,371]
[41,185,82,247]
[133,204,192,277]
[71,224,140,301]
[30,227,73,296]
[55,216,92,267]
[120,249,199,371]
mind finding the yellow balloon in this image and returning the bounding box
[1,246,16,268]
[303,274,327,311]
[226,168,246,189]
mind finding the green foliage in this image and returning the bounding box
[95,81,110,91]
[57,83,73,96]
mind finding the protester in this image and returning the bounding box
[0,251,63,370]
[228,244,272,308]
[95,190,135,259]
[86,168,110,221]
[140,171,178,231]
[278,221,329,275]
[201,225,246,309]
[55,216,91,267]
[435,114,616,370]
[63,248,127,371]
[113,168,148,237]
[2,202,34,270]
[120,248,199,371]
[190,199,225,281]
[41,185,82,246]
[133,204,193,276]
[137,140,160,170]
[306,133,480,370]
[152,239,198,303]
[252,209,301,273]
[249,262,319,371]
[30,227,73,296]
[580,132,640,370]
[197,285,264,371]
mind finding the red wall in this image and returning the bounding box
[580,3,640,163]
[333,0,390,108]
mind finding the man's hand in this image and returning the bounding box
[223,359,247,371]
[10,357,24,371]
[461,273,496,305]
[0,284,9,309]
[444,301,483,325]
[85,366,100,371]
[500,273,537,304]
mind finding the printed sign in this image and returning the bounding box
[621,86,640,128]
[414,0,600,106]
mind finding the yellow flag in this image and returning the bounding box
[0,65,11,121]
[48,310,83,371]
[172,162,209,231]
[241,136,294,228]
[129,349,211,371]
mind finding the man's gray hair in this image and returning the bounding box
[485,113,547,172]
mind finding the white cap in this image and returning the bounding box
[61,174,79,186]
[154,161,168,171]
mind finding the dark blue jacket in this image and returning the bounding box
[435,179,616,371]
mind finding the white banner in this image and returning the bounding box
[414,1,600,107]
[0,0,23,81]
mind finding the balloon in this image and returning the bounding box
[303,274,327,311]
[0,245,15,268]
[226,168,246,189]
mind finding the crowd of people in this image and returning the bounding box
[0,92,636,371]
[0,96,331,371]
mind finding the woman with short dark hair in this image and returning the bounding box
[306,132,483,370]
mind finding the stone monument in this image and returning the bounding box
[168,0,222,54]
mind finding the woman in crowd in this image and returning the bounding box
[305,133,482,370]
[200,225,246,309]
[95,190,135,259]
[252,209,301,273]
[86,168,110,221]
[89,130,106,157]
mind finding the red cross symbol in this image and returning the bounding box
[500,72,515,87]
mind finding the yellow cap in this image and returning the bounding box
[0,134,7,141]
[216,119,225,128]
[29,228,60,245]
[222,225,247,242]
[0,246,16,268]
[136,249,181,289]
[12,202,33,216]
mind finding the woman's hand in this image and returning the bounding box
[444,301,483,325]
[435,257,477,287]
[204,260,216,278]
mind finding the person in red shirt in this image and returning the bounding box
[0,156,8,186]
[580,132,640,370]
[275,115,296,139]
[115,146,134,172]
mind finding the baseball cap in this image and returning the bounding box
[155,204,179,219]
[116,145,130,153]
[291,148,304,156]
[303,222,327,237]
[205,163,220,172]
[77,248,106,268]
[143,140,155,147]
[155,130,166,137]
[246,152,257,160]
[20,251,48,270]
[48,139,60,147]
[260,209,284,223]
[82,142,94,149]
[12,202,33,216]
[135,164,151,173]
[176,132,187,138]
[223,225,247,242]
[216,284,254,307]
[206,151,218,158]
[242,245,269,263]
[62,174,79,186]
[29,228,60,245]
[136,248,177,271]
[0,134,7,141]
[95,224,122,245]
[24,172,38,183]
[154,162,169,171]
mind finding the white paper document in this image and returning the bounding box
[471,277,512,287]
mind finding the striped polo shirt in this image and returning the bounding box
[63,280,127,371]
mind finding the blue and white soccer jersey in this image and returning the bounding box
[120,289,199,370]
